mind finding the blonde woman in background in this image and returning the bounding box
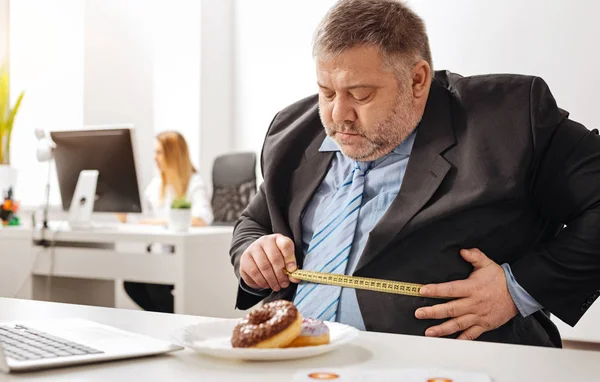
[123,131,213,313]
[118,130,213,227]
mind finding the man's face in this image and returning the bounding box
[316,46,421,161]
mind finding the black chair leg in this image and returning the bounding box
[124,281,174,313]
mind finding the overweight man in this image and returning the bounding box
[229,0,600,347]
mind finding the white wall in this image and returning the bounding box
[153,0,201,168]
[233,0,600,158]
[0,0,7,65]
[84,0,157,191]
[233,0,335,157]
[199,0,235,188]
[406,0,599,134]
[8,0,232,210]
[9,0,85,206]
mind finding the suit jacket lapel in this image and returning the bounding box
[356,81,456,272]
[287,130,334,267]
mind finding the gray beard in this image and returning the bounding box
[320,95,420,161]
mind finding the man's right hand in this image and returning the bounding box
[239,234,298,292]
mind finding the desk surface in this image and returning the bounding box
[0,298,599,381]
[0,224,233,242]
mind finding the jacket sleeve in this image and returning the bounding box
[511,77,600,326]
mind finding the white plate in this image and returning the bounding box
[171,319,359,361]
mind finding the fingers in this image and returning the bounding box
[240,255,268,290]
[239,234,297,291]
[240,248,278,289]
[415,299,472,320]
[460,248,492,268]
[288,275,301,284]
[419,279,471,298]
[275,235,300,283]
[262,238,290,289]
[418,249,504,341]
[275,235,296,272]
[457,325,486,341]
[240,275,262,290]
[425,314,479,337]
[252,246,283,291]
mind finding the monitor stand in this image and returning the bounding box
[68,170,99,230]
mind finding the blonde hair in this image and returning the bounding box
[156,131,196,203]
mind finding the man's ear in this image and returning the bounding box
[411,59,432,100]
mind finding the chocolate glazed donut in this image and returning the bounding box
[231,300,303,348]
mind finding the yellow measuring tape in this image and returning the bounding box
[285,269,427,297]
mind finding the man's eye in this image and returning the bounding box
[322,93,335,101]
[351,92,373,102]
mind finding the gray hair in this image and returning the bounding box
[313,0,433,77]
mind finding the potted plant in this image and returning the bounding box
[0,65,25,198]
[169,196,192,232]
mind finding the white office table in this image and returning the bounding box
[0,224,242,318]
[0,298,599,381]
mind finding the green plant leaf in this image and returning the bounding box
[0,67,8,123]
[4,91,25,164]
[0,64,25,165]
[171,196,192,209]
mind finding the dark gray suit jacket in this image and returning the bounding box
[230,71,600,347]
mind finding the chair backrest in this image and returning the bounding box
[211,152,257,225]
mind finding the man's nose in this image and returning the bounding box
[331,98,357,125]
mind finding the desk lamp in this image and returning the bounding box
[35,128,55,230]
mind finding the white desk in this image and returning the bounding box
[0,298,599,381]
[0,224,243,318]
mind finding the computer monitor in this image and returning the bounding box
[50,127,143,214]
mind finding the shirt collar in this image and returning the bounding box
[318,128,418,156]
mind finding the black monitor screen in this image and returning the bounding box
[50,128,142,213]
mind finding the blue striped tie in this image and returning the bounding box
[294,161,369,322]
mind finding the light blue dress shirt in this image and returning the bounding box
[298,132,542,330]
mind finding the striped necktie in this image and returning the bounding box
[294,161,370,322]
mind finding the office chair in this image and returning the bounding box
[211,152,257,225]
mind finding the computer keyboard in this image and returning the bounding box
[0,325,103,361]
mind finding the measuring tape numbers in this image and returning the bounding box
[285,269,431,298]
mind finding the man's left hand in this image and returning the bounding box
[415,248,518,340]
